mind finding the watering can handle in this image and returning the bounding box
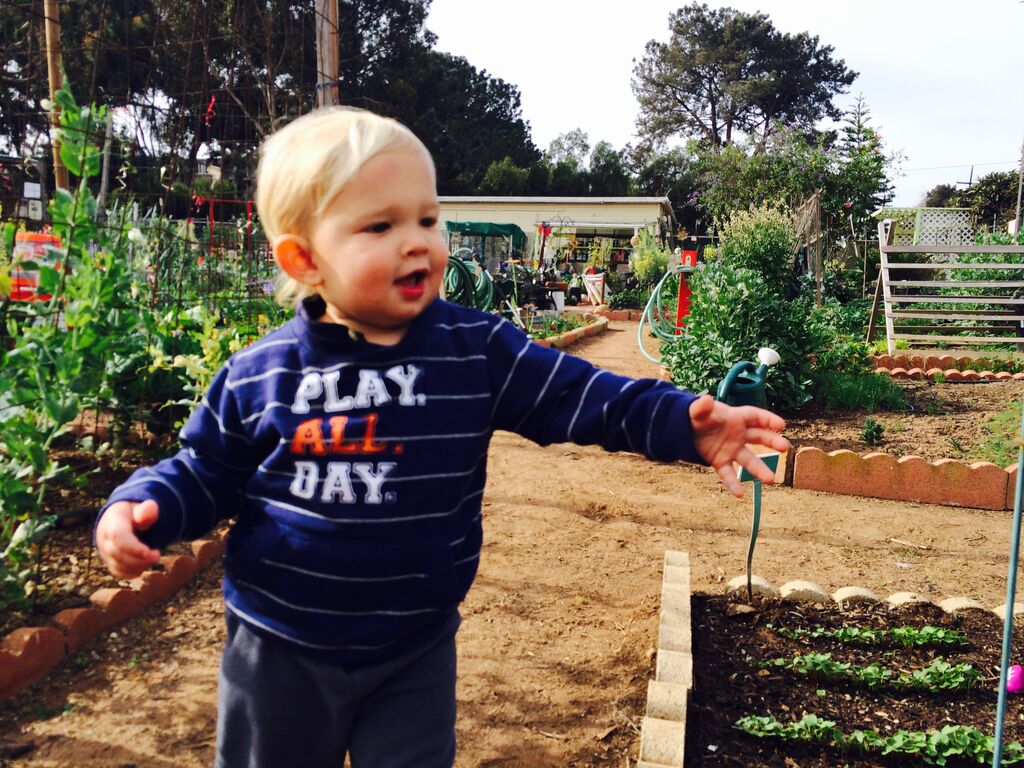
[715,361,756,402]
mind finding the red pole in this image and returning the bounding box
[208,198,216,254]
[674,249,698,333]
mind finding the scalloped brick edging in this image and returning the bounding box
[637,550,691,767]
[871,354,1024,382]
[724,573,1024,620]
[792,447,1017,510]
[531,313,608,349]
[591,305,678,324]
[0,533,226,699]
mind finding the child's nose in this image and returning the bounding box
[402,226,431,255]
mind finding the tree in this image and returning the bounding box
[0,0,542,203]
[958,170,1020,230]
[546,129,590,170]
[693,129,835,224]
[393,49,540,194]
[833,96,895,237]
[548,160,589,196]
[1,0,159,154]
[924,183,958,209]
[587,141,631,196]
[478,156,528,195]
[628,143,702,232]
[632,3,856,150]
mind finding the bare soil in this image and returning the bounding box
[785,379,1024,465]
[4,323,1024,767]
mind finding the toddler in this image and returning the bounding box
[96,106,789,768]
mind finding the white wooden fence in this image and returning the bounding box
[867,220,1024,354]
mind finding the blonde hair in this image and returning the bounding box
[255,107,434,307]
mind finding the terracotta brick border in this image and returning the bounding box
[0,533,227,699]
[530,313,608,349]
[871,354,1024,382]
[792,447,1020,511]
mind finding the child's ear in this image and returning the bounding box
[273,234,321,286]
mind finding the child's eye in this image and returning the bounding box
[367,222,391,233]
[421,217,437,228]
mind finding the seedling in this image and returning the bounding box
[860,417,884,446]
[762,652,981,691]
[767,624,967,648]
[736,714,1024,766]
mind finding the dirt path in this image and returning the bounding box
[4,322,1023,767]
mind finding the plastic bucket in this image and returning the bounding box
[11,232,61,301]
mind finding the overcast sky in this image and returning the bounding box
[426,0,1024,209]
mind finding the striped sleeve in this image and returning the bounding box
[100,363,260,549]
[486,319,705,464]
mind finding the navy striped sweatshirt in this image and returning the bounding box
[102,295,704,665]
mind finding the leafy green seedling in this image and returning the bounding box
[860,417,884,446]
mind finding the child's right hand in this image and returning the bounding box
[96,499,162,579]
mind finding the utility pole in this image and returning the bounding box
[315,0,339,108]
[1015,134,1023,236]
[42,0,69,191]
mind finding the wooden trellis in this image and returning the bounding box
[793,191,823,306]
[867,220,1024,353]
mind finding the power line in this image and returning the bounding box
[903,160,1020,173]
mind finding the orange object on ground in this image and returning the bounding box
[10,232,61,301]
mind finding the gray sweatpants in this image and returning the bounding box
[215,611,459,768]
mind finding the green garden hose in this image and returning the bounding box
[444,248,494,311]
[637,270,684,364]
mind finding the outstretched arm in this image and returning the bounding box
[689,394,790,497]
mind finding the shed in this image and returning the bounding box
[438,196,675,271]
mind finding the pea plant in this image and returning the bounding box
[0,85,291,613]
[736,714,1024,766]
[0,85,156,608]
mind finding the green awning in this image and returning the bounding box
[445,221,527,251]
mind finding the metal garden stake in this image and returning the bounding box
[739,452,780,602]
[992,404,1024,767]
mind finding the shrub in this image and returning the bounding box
[661,260,821,411]
[629,229,670,289]
[717,202,797,290]
[608,287,648,309]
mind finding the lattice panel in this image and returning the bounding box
[873,207,975,246]
[917,208,974,246]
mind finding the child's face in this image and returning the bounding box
[307,148,448,343]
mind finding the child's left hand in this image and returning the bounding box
[689,395,790,498]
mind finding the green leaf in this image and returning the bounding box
[54,86,77,114]
[59,138,83,178]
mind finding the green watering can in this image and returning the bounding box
[715,347,780,409]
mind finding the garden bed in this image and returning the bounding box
[784,379,1024,465]
[688,593,1024,766]
[0,447,177,641]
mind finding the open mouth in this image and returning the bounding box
[395,270,427,288]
